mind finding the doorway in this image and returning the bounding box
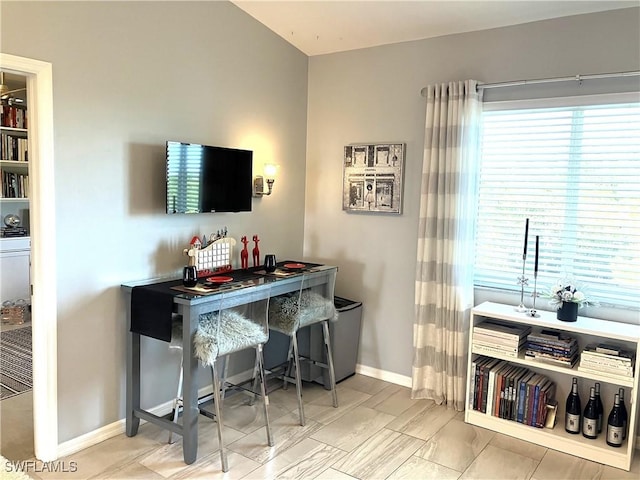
[0,53,57,462]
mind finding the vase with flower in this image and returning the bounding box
[547,278,597,322]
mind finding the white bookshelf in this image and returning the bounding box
[465,301,639,471]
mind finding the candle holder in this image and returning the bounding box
[515,254,529,312]
[528,273,540,318]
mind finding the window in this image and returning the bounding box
[475,97,640,308]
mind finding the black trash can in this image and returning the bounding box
[263,296,363,387]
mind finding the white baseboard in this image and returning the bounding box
[58,367,258,457]
[57,382,212,458]
[355,363,412,388]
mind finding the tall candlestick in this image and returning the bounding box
[523,218,529,258]
[534,235,539,275]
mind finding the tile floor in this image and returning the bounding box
[2,374,639,479]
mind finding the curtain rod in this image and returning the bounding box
[420,70,640,96]
[479,70,640,90]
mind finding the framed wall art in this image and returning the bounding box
[342,143,405,214]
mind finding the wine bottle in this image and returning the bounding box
[594,382,603,434]
[565,377,581,434]
[606,393,624,447]
[582,387,598,439]
[619,388,628,440]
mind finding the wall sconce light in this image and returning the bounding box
[254,164,277,197]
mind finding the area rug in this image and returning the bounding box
[0,327,32,401]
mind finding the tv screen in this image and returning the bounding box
[166,141,253,214]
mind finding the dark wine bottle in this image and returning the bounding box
[619,388,628,440]
[582,387,598,439]
[606,393,624,447]
[565,377,581,434]
[594,382,603,434]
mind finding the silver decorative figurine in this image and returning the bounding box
[515,255,529,312]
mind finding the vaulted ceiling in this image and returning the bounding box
[231,1,638,56]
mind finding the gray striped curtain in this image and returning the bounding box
[412,80,483,410]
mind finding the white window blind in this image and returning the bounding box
[475,100,640,308]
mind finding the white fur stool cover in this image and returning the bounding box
[194,310,268,366]
[268,290,337,335]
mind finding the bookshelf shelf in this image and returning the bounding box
[466,301,639,471]
[1,105,29,202]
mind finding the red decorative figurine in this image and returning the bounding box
[252,235,260,267]
[240,236,249,270]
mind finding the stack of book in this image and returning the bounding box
[578,343,635,378]
[468,356,555,428]
[525,329,578,367]
[0,226,28,238]
[472,321,531,358]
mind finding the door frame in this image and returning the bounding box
[1,53,58,461]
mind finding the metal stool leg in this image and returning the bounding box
[322,320,338,408]
[168,354,184,444]
[256,344,274,446]
[291,333,305,426]
[211,361,228,472]
[283,337,294,391]
[220,355,229,409]
[249,347,260,406]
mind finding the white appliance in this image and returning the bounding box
[0,237,31,303]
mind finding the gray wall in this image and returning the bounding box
[1,1,309,442]
[304,8,640,378]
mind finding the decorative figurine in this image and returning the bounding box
[190,236,202,250]
[252,234,260,268]
[240,236,249,270]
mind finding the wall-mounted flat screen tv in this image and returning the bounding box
[166,141,253,214]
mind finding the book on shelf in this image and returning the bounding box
[578,364,633,379]
[473,336,524,352]
[527,329,577,348]
[473,332,526,349]
[582,344,635,362]
[508,368,530,421]
[578,360,634,376]
[1,105,27,129]
[474,321,531,341]
[525,342,577,357]
[593,343,632,356]
[522,374,542,425]
[516,371,536,423]
[469,356,493,410]
[580,353,634,369]
[524,351,578,367]
[473,343,519,358]
[536,379,556,428]
[480,358,502,413]
[486,360,509,416]
[494,364,517,417]
[578,361,634,377]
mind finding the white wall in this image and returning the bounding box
[1,1,309,442]
[304,8,640,378]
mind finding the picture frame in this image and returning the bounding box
[342,143,405,214]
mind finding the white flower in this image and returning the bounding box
[546,276,598,310]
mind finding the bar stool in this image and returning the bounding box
[170,291,273,473]
[267,271,338,426]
